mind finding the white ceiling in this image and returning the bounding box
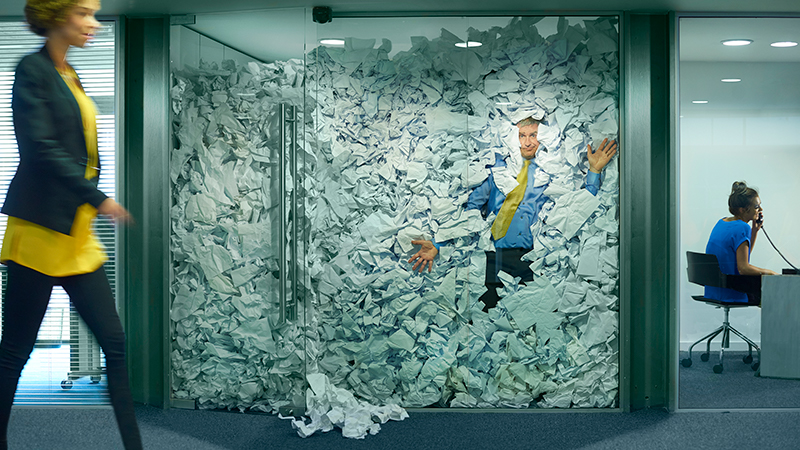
[680,18,800,62]
[679,17,800,116]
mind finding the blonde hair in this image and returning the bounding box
[24,0,79,37]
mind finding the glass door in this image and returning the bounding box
[168,9,310,412]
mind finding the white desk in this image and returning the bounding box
[761,275,800,379]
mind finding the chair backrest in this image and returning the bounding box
[686,251,727,288]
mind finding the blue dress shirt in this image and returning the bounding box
[434,154,601,250]
[466,156,600,249]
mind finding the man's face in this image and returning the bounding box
[518,123,540,160]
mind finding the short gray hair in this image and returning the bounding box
[516,117,540,127]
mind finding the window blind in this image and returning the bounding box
[0,20,117,405]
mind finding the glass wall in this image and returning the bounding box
[305,15,620,409]
[170,11,620,412]
[678,17,800,409]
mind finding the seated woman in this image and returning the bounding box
[705,181,777,303]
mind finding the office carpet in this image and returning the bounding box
[6,405,800,450]
[8,349,799,448]
[679,350,800,409]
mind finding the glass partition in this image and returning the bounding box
[679,17,800,409]
[169,11,621,412]
[306,15,620,408]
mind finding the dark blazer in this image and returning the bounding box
[2,46,108,235]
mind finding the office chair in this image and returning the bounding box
[682,251,761,373]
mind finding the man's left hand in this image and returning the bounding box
[588,138,618,173]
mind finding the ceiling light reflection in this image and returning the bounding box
[455,41,482,48]
[320,39,345,46]
[721,39,753,46]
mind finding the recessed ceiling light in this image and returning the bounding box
[721,78,741,83]
[692,100,709,104]
[721,39,753,46]
[496,102,513,105]
[455,41,482,48]
[771,41,798,48]
[320,38,345,46]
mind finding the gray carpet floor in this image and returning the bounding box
[679,350,800,408]
[6,350,799,449]
[6,405,800,450]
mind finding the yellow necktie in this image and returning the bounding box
[491,160,530,240]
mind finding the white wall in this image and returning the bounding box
[680,111,800,350]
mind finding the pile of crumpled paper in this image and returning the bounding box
[169,15,620,429]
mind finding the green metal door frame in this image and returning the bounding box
[120,16,171,408]
[116,11,682,412]
[620,12,677,412]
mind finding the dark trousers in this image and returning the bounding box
[0,262,141,449]
[479,248,534,311]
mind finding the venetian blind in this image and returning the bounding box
[0,20,117,405]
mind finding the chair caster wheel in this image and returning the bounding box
[61,380,73,390]
[752,362,760,371]
[681,358,692,368]
[700,353,710,362]
[713,364,723,374]
[743,355,753,364]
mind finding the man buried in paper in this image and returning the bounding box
[408,116,617,311]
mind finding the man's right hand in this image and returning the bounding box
[408,239,438,273]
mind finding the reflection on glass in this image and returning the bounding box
[679,17,800,409]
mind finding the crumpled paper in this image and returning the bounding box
[283,373,409,439]
[169,15,621,417]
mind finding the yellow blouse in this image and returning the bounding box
[0,66,105,277]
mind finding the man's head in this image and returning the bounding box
[516,117,540,160]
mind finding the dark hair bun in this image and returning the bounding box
[731,181,748,194]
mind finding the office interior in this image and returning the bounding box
[1,0,799,442]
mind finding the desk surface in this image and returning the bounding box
[760,275,800,379]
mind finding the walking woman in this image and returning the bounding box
[0,0,142,448]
